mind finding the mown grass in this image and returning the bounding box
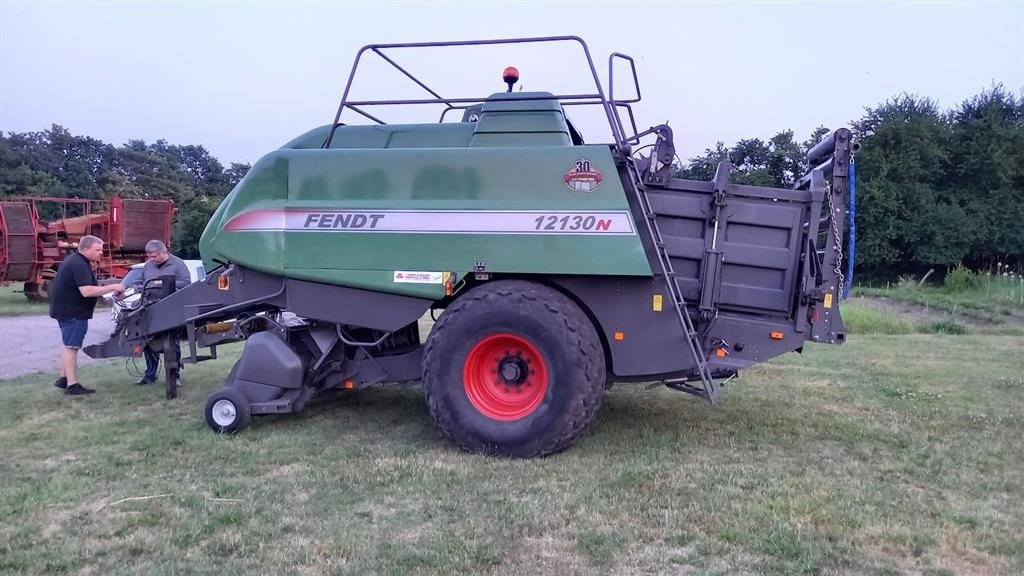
[856,274,1024,322]
[0,284,49,316]
[2,333,1023,575]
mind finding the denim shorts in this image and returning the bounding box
[58,318,89,348]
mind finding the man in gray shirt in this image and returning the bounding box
[133,240,190,385]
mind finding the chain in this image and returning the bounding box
[825,179,844,291]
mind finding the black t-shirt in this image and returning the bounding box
[49,252,99,320]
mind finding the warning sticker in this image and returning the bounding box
[394,271,444,284]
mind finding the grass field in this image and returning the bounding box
[840,299,1023,337]
[0,284,117,318]
[855,274,1024,324]
[0,284,49,316]
[2,328,1022,575]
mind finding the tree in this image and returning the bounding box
[225,162,251,189]
[173,195,223,258]
[676,142,729,181]
[676,130,817,188]
[851,94,956,275]
[0,133,56,197]
[113,139,194,201]
[729,138,774,186]
[0,127,251,257]
[946,85,1024,265]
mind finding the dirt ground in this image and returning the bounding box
[0,314,116,379]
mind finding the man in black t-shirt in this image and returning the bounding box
[49,235,125,395]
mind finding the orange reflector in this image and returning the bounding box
[715,347,727,357]
[132,346,141,354]
[770,331,784,340]
[613,331,625,341]
[217,275,229,290]
[344,380,355,389]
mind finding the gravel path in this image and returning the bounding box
[0,314,117,379]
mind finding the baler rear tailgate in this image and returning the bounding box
[647,179,816,318]
[649,187,806,316]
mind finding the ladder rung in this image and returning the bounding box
[627,159,718,403]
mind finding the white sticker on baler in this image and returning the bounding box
[394,271,444,284]
[223,209,636,235]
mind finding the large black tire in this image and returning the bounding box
[23,281,49,302]
[422,280,606,457]
[204,387,251,434]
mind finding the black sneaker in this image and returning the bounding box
[54,376,68,390]
[64,383,95,395]
[134,377,156,386]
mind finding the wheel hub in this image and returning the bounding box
[498,355,529,385]
[463,333,549,421]
[212,399,237,427]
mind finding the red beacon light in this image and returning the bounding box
[502,66,519,92]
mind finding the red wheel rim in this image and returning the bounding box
[463,333,549,421]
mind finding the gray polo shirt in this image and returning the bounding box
[141,254,191,290]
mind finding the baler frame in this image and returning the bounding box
[323,35,644,151]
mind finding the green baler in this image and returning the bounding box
[87,37,851,457]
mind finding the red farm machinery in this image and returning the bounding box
[0,196,175,301]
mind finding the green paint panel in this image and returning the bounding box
[201,99,653,298]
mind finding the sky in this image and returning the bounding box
[2,1,1022,166]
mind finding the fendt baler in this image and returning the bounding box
[87,37,852,457]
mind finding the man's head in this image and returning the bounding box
[145,240,170,264]
[78,235,104,262]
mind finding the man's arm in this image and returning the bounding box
[80,283,124,297]
[172,258,191,289]
[133,262,152,289]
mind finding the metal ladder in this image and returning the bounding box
[620,130,719,403]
